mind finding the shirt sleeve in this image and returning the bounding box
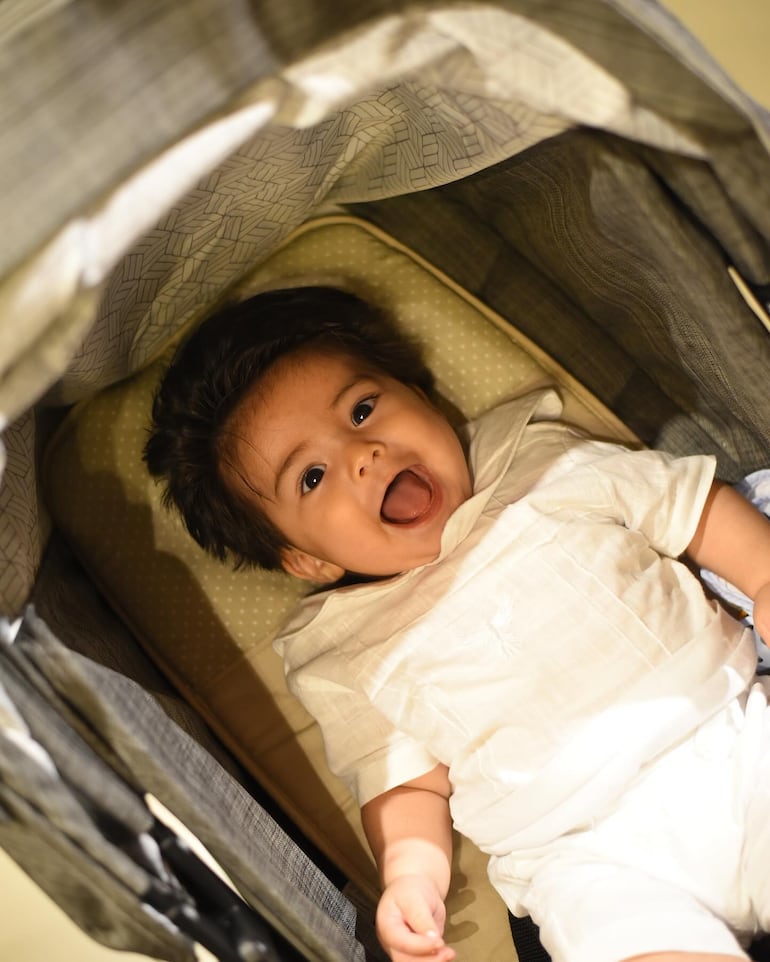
[529,435,717,558]
[286,654,440,806]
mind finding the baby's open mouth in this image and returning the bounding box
[380,468,434,524]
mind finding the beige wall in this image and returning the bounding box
[666,0,770,106]
[3,4,767,962]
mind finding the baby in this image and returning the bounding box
[146,286,770,962]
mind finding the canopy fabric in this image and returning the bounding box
[1,2,769,622]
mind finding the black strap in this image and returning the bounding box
[508,914,551,962]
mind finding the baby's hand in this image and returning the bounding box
[376,874,456,962]
[753,582,770,643]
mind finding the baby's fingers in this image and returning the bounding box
[386,928,456,962]
[377,875,456,961]
[378,905,453,960]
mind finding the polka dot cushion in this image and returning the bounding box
[43,216,634,960]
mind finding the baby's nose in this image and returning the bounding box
[352,441,382,477]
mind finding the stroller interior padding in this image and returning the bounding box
[43,214,636,958]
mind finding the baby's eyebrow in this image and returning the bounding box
[274,440,309,497]
[330,374,370,408]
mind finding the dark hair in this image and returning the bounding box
[143,286,434,570]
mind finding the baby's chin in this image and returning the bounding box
[349,547,443,583]
[333,570,395,588]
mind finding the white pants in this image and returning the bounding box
[489,682,770,962]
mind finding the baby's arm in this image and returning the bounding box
[361,763,456,962]
[687,480,770,641]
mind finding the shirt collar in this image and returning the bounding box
[435,387,563,558]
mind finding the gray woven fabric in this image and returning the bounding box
[4,605,384,961]
[348,128,770,481]
[0,0,280,281]
[0,410,43,616]
[0,640,196,960]
[2,0,763,282]
[0,803,195,961]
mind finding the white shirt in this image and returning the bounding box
[274,389,756,854]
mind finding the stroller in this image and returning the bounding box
[2,1,770,959]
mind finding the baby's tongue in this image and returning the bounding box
[381,470,432,523]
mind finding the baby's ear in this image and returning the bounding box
[280,547,345,584]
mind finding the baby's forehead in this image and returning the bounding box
[267,343,390,391]
[234,344,383,419]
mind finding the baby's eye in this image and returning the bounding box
[301,465,325,495]
[352,397,375,426]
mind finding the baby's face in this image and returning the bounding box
[225,345,472,581]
